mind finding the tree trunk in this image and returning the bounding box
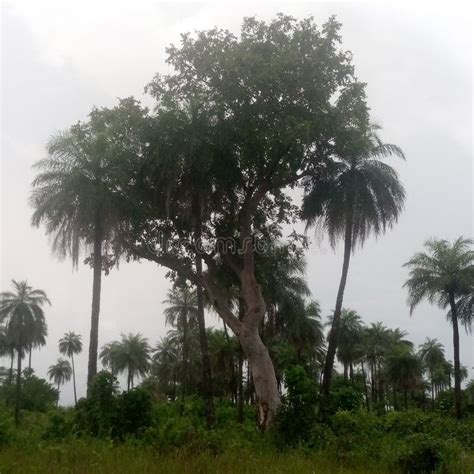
[14,346,22,425]
[28,345,32,370]
[195,252,215,428]
[349,361,354,385]
[57,382,60,406]
[87,219,103,392]
[430,371,435,411]
[71,353,77,404]
[237,299,245,423]
[343,362,348,381]
[181,308,188,402]
[239,325,280,430]
[361,361,370,411]
[319,216,353,420]
[449,292,462,419]
[9,350,14,385]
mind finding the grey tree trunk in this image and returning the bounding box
[239,325,280,430]
[319,216,353,419]
[71,353,77,404]
[449,292,462,419]
[15,329,22,426]
[87,219,103,393]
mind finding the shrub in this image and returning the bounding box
[275,365,318,445]
[113,388,153,439]
[0,374,57,412]
[75,371,119,437]
[395,433,443,473]
[329,384,363,413]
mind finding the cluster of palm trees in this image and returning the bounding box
[48,332,83,404]
[0,281,50,423]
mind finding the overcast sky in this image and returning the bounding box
[1,1,472,405]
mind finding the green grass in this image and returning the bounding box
[0,440,392,474]
[0,438,473,474]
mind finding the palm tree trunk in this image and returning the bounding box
[9,350,14,385]
[449,292,462,419]
[87,218,102,393]
[237,299,245,423]
[343,363,348,381]
[320,216,353,419]
[430,371,435,411]
[181,309,188,401]
[57,382,60,406]
[71,354,77,404]
[14,336,22,426]
[361,361,370,411]
[194,196,215,429]
[349,361,354,385]
[28,345,32,370]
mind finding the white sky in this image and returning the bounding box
[1,1,473,405]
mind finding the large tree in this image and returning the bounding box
[122,15,368,429]
[404,237,474,418]
[30,99,148,390]
[0,280,50,424]
[59,332,83,404]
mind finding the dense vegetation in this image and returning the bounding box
[1,14,473,473]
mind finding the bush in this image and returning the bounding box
[0,403,12,446]
[329,384,363,413]
[275,365,318,445]
[395,433,443,473]
[75,371,119,437]
[0,374,57,412]
[113,388,153,439]
[42,409,76,440]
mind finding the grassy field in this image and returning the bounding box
[0,437,473,474]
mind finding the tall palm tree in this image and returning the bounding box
[30,118,127,391]
[404,237,474,418]
[0,280,50,424]
[48,358,72,405]
[59,332,83,404]
[100,333,150,390]
[302,129,405,417]
[163,285,198,399]
[418,338,445,409]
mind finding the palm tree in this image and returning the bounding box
[329,308,363,382]
[27,316,48,370]
[59,332,83,404]
[100,333,150,390]
[302,129,405,417]
[404,237,474,418]
[151,335,180,399]
[419,338,445,409]
[163,285,198,399]
[0,280,50,424]
[30,118,127,391]
[386,347,422,409]
[48,358,72,405]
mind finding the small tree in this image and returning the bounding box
[48,359,72,406]
[59,332,83,404]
